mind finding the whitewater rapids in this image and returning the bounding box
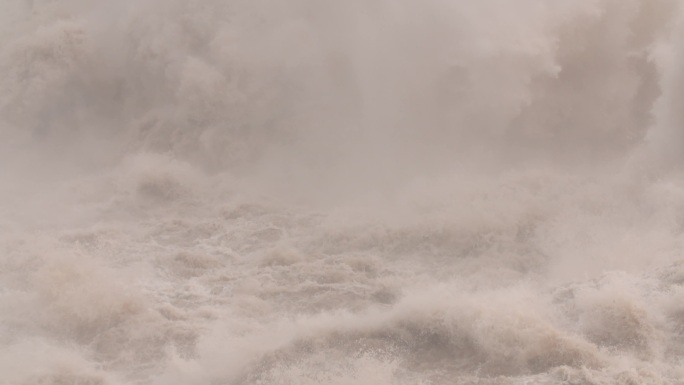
[2,1,684,384]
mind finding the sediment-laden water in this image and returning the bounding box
[2,1,684,384]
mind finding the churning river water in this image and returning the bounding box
[2,1,684,384]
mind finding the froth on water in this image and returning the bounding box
[1,1,684,384]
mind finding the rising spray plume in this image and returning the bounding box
[1,1,684,384]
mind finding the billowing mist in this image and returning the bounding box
[2,1,684,384]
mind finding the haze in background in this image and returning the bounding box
[1,1,684,384]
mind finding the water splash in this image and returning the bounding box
[2,1,684,384]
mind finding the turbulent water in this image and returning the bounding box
[3,1,684,384]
